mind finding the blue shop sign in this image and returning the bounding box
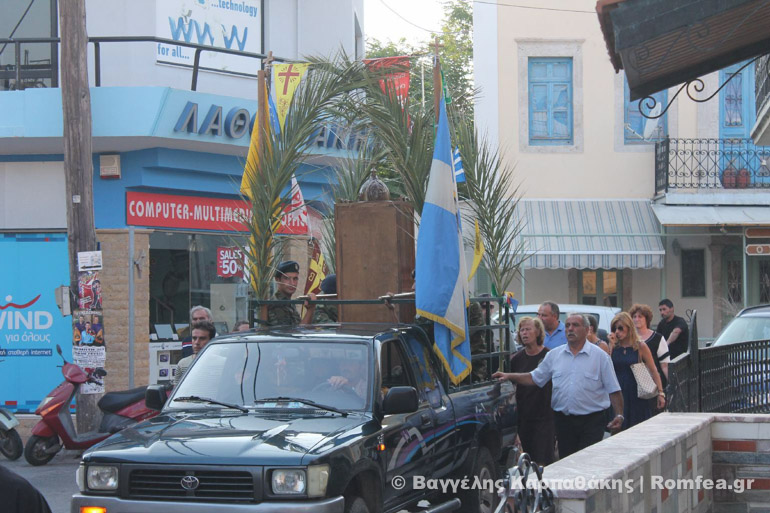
[173,100,368,151]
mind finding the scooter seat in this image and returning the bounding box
[98,386,148,413]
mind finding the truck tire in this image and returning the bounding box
[345,495,370,513]
[24,435,58,466]
[0,428,23,460]
[460,446,499,513]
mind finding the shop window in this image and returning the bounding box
[578,270,622,308]
[0,0,59,91]
[528,57,573,145]
[681,249,706,297]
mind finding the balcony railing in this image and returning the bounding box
[756,54,770,118]
[654,137,770,195]
[0,37,288,92]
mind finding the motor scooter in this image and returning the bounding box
[0,360,23,461]
[24,344,163,466]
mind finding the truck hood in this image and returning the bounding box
[83,412,371,466]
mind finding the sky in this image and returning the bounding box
[363,0,446,46]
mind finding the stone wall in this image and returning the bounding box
[712,417,770,512]
[96,229,151,391]
[530,413,769,513]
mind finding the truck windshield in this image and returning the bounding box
[168,341,371,412]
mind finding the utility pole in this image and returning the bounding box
[60,0,100,432]
[433,35,443,122]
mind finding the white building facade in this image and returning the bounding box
[473,0,770,339]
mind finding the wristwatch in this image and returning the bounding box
[615,414,624,420]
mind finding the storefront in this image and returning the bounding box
[0,86,352,397]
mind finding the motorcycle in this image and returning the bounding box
[0,360,23,460]
[24,344,163,466]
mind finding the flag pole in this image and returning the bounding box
[433,35,442,123]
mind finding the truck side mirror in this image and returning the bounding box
[145,384,169,411]
[383,386,418,415]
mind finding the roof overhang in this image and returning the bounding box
[597,0,770,100]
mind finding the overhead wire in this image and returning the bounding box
[473,0,595,14]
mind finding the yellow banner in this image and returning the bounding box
[468,220,485,281]
[273,63,309,131]
[240,77,270,200]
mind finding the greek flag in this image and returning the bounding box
[416,96,471,384]
[453,147,465,183]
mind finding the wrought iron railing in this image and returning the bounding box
[699,339,770,413]
[666,310,770,414]
[654,137,770,194]
[756,54,770,118]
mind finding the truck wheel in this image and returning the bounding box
[24,435,59,466]
[345,495,370,513]
[460,446,499,513]
[0,428,23,460]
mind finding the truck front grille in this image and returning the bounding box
[128,468,255,502]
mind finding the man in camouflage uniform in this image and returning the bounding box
[312,274,338,323]
[267,261,316,326]
[469,300,489,382]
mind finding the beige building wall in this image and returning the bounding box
[486,0,704,199]
[96,229,151,392]
[473,1,725,339]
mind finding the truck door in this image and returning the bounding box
[380,338,434,509]
[403,332,458,478]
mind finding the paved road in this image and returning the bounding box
[0,451,81,513]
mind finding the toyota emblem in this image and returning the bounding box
[180,475,200,490]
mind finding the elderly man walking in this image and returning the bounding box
[494,313,624,459]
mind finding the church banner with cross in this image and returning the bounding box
[273,63,309,131]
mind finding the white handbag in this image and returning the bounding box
[630,352,658,400]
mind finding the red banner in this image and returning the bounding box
[216,246,245,278]
[363,56,411,105]
[127,191,310,234]
[127,192,251,231]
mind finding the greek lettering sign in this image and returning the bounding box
[0,234,72,412]
[156,0,263,76]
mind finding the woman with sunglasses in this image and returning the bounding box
[629,304,670,415]
[608,312,666,429]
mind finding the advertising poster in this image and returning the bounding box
[72,308,106,395]
[0,234,72,413]
[77,271,103,310]
[156,0,263,76]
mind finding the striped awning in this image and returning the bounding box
[515,199,665,270]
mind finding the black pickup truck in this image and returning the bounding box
[71,324,517,513]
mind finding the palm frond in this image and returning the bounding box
[451,107,531,293]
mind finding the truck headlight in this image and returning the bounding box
[271,469,306,494]
[307,464,330,498]
[86,465,119,490]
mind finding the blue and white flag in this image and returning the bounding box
[453,146,465,183]
[416,96,471,384]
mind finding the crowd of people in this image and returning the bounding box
[494,299,690,463]
[178,260,691,466]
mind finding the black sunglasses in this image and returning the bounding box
[612,325,626,332]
